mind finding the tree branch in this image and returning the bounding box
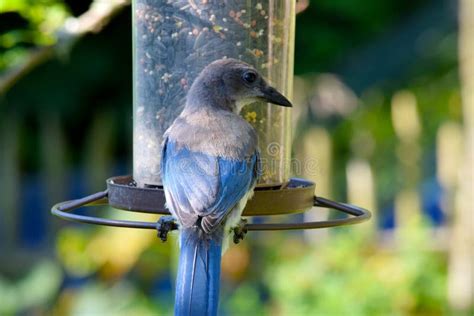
[0,0,130,95]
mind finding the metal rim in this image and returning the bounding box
[51,189,371,231]
[106,175,316,216]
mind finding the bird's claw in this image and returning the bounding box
[156,216,178,242]
[233,218,248,244]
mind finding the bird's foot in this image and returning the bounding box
[156,216,178,242]
[233,218,248,244]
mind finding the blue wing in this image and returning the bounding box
[161,138,259,233]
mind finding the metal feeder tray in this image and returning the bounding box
[51,175,371,235]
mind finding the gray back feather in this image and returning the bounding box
[165,107,258,159]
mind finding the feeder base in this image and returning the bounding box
[107,175,315,216]
[51,176,371,232]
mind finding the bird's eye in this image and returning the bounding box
[242,71,257,84]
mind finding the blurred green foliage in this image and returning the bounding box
[0,260,62,314]
[265,227,447,315]
[0,0,69,71]
[295,0,428,73]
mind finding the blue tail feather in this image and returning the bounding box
[175,227,223,316]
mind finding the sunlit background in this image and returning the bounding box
[0,0,472,315]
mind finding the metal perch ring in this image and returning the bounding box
[51,176,371,232]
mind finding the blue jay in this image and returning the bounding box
[160,58,291,316]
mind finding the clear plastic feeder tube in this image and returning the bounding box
[133,0,295,187]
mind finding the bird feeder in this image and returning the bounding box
[133,0,294,187]
[52,0,370,246]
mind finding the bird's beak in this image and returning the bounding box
[259,86,292,107]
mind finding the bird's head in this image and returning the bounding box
[186,58,292,112]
